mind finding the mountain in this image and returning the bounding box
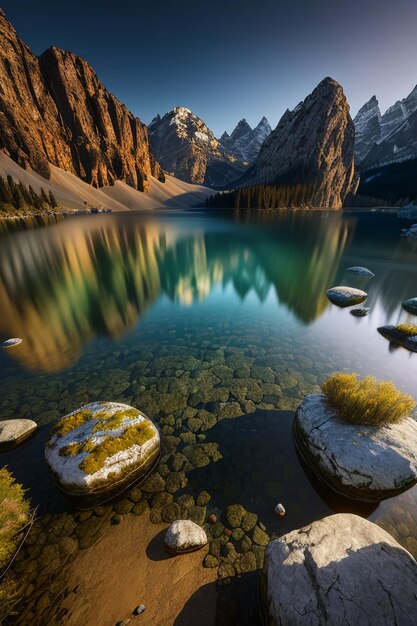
[354,85,417,169]
[240,77,355,209]
[148,107,247,187]
[0,10,164,192]
[219,117,272,163]
[353,96,381,164]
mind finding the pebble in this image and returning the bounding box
[275,503,286,517]
[1,337,22,348]
[133,605,146,615]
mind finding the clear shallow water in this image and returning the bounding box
[1,209,417,571]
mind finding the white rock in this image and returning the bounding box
[0,419,37,451]
[274,503,286,517]
[263,514,417,626]
[326,286,367,307]
[294,394,417,501]
[1,337,22,348]
[164,520,207,554]
[45,402,160,506]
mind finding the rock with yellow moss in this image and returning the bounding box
[45,402,160,509]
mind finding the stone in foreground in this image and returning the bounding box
[261,514,417,626]
[1,338,22,348]
[350,307,370,317]
[346,266,375,277]
[45,402,160,509]
[0,419,37,451]
[326,286,367,307]
[294,394,417,501]
[402,297,417,315]
[164,520,208,554]
[378,325,417,353]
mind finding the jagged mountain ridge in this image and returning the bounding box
[148,107,247,187]
[238,77,355,209]
[219,117,272,163]
[0,10,164,191]
[354,85,417,169]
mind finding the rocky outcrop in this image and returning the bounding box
[0,11,163,191]
[294,394,417,501]
[353,96,381,164]
[262,514,417,626]
[45,402,160,508]
[0,419,37,451]
[243,78,355,209]
[219,117,271,163]
[326,286,367,307]
[164,520,208,554]
[148,107,246,186]
[362,108,417,171]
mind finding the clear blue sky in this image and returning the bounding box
[2,0,417,136]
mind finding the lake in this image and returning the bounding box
[1,208,417,623]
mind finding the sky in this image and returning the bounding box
[2,0,417,136]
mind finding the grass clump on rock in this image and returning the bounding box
[322,372,415,427]
[394,323,417,337]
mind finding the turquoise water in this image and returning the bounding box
[1,209,417,570]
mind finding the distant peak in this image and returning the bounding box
[172,106,193,116]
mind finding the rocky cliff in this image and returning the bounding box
[0,10,163,191]
[148,107,246,187]
[353,96,381,164]
[243,77,355,209]
[219,117,271,163]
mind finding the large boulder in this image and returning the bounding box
[294,394,417,501]
[0,419,37,451]
[45,402,160,509]
[164,520,208,554]
[326,286,367,307]
[261,514,417,626]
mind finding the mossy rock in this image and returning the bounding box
[45,402,160,509]
[113,498,134,515]
[241,511,258,532]
[252,525,270,546]
[196,491,211,506]
[226,504,246,529]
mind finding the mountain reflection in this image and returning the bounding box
[0,212,355,372]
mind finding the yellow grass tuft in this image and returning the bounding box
[322,372,415,427]
[395,323,417,337]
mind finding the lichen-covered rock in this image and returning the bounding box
[346,266,375,277]
[0,418,37,451]
[378,325,417,353]
[164,520,207,554]
[45,402,160,508]
[326,286,367,307]
[294,394,417,501]
[262,514,417,626]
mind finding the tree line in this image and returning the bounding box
[205,182,320,209]
[0,175,58,214]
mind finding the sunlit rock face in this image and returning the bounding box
[148,107,247,186]
[0,11,163,190]
[243,77,355,209]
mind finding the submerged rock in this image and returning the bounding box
[398,201,417,220]
[1,337,22,348]
[0,418,37,451]
[402,297,417,315]
[45,402,160,509]
[350,307,370,317]
[294,394,417,501]
[326,286,367,307]
[262,514,417,626]
[164,520,207,554]
[346,266,375,277]
[378,325,417,353]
